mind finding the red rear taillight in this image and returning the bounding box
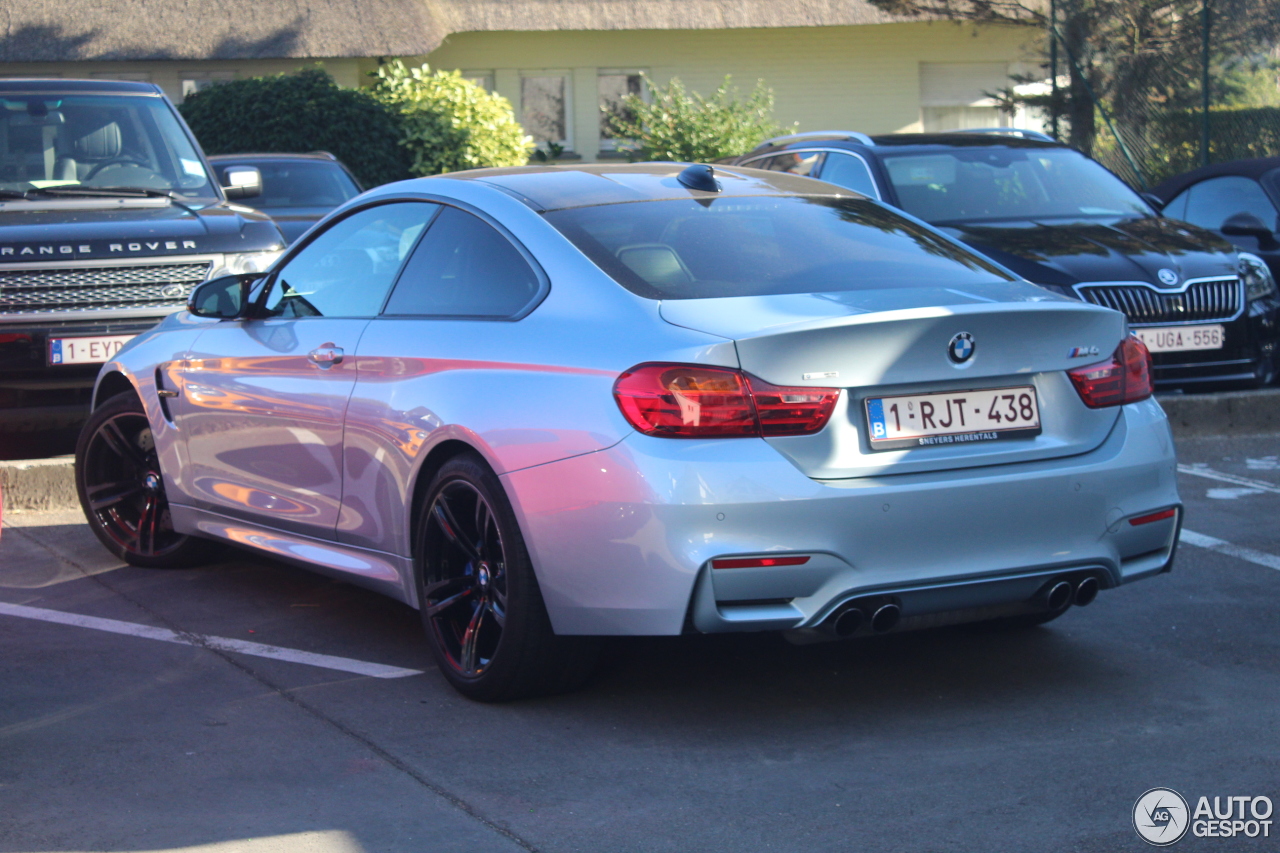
[613,363,839,438]
[1068,336,1153,408]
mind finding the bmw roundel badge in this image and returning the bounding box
[948,332,975,364]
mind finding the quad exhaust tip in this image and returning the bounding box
[832,606,863,638]
[1044,581,1073,612]
[1074,576,1100,607]
[871,603,901,633]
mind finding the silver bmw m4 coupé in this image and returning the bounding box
[75,163,1182,700]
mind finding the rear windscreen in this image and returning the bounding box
[543,195,1013,300]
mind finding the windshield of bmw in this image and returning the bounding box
[543,196,1013,300]
[880,148,1150,225]
[0,94,216,198]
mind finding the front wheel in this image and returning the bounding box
[75,391,214,568]
[416,454,601,701]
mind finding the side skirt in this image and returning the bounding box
[170,504,417,607]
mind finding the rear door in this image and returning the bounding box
[177,200,438,538]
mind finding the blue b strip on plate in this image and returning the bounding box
[49,340,63,364]
[865,398,887,439]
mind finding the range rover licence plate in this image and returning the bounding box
[48,335,135,366]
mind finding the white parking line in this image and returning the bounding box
[1177,464,1280,495]
[1180,529,1280,572]
[0,601,424,679]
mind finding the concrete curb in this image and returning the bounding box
[1,456,78,513]
[4,391,1280,513]
[1157,388,1280,439]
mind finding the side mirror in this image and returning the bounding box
[187,274,262,319]
[221,165,262,200]
[1141,193,1165,213]
[1222,212,1279,249]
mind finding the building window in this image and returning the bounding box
[521,74,570,150]
[919,63,1012,132]
[181,72,236,100]
[462,71,494,92]
[598,71,644,151]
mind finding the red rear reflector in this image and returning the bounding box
[711,556,811,570]
[613,363,838,438]
[1068,336,1153,408]
[1129,508,1177,526]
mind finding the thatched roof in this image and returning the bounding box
[0,0,909,63]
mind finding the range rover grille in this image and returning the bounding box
[1076,277,1241,325]
[0,262,212,314]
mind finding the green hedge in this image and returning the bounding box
[1152,105,1280,181]
[179,68,410,188]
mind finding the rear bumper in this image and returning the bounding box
[503,397,1181,636]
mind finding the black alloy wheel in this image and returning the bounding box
[75,391,213,568]
[416,454,601,701]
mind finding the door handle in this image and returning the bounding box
[307,344,344,368]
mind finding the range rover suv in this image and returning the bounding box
[733,131,1280,389]
[0,79,284,432]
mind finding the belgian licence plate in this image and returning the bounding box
[48,334,135,365]
[865,386,1041,451]
[1134,325,1224,353]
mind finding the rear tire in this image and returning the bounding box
[75,391,216,568]
[415,453,601,701]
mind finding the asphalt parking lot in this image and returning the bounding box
[2,434,1279,853]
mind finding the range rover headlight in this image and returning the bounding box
[1239,252,1277,301]
[213,249,284,278]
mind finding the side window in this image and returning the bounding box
[382,206,541,318]
[1179,176,1280,232]
[751,151,824,177]
[263,202,438,318]
[817,152,879,198]
[1162,188,1190,222]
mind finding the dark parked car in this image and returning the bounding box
[209,152,362,244]
[1152,156,1280,287]
[0,79,283,433]
[733,131,1280,389]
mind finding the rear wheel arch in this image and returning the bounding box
[408,439,492,561]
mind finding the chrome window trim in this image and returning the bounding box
[1072,275,1244,326]
[738,148,882,200]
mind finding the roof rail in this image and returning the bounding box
[949,128,1056,142]
[758,130,876,149]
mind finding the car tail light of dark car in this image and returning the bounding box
[614,363,839,438]
[1068,336,1153,408]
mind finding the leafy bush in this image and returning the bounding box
[606,74,793,163]
[179,67,409,188]
[1154,105,1280,181]
[371,60,532,175]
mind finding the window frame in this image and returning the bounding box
[597,69,648,153]
[374,199,551,322]
[739,147,883,200]
[520,70,573,152]
[251,198,442,320]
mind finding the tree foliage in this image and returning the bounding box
[606,74,793,162]
[866,0,1280,156]
[370,60,532,176]
[179,67,409,187]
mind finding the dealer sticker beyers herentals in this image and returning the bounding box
[1133,788,1273,845]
